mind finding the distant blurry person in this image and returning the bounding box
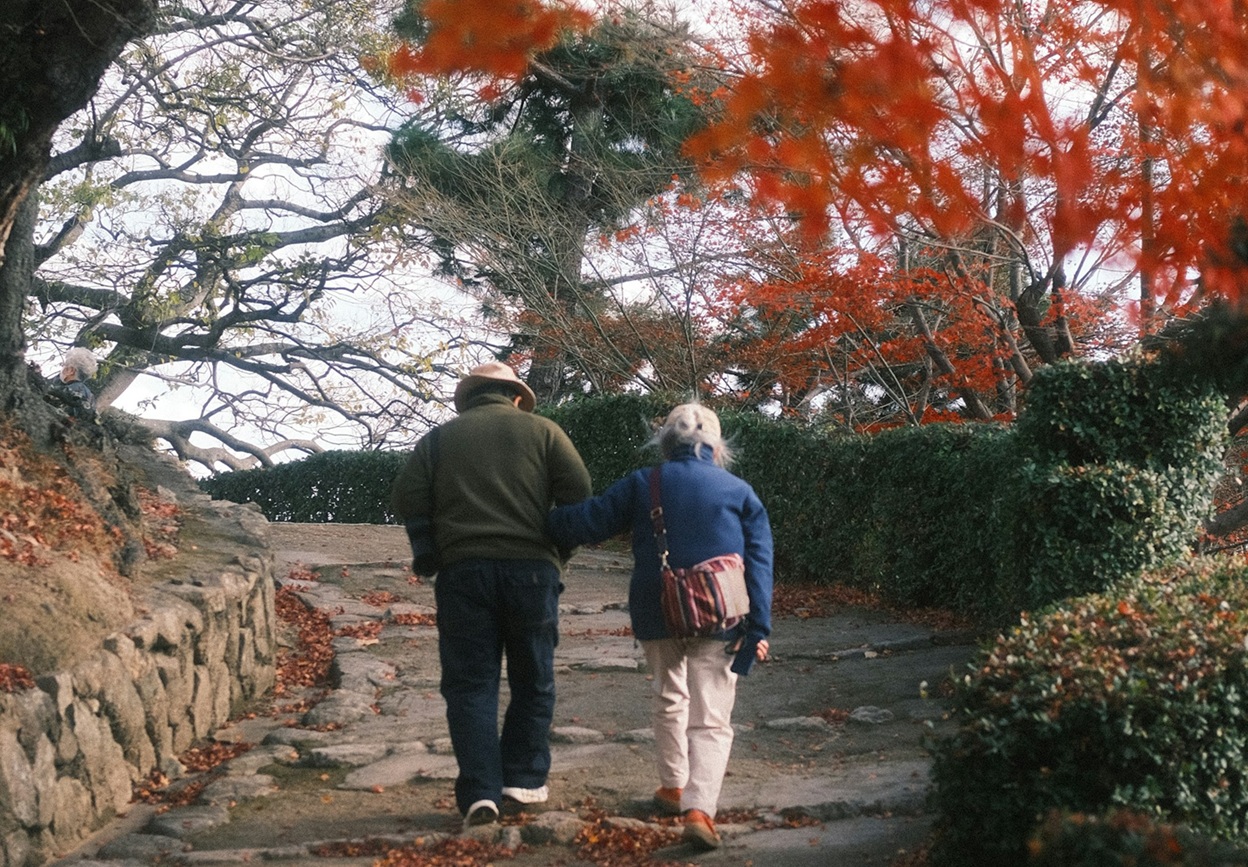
[46,348,97,421]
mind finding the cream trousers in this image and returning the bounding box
[641,637,738,817]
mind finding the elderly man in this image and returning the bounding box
[391,361,591,829]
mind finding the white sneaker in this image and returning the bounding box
[463,799,498,830]
[501,784,549,804]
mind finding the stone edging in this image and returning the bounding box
[0,466,275,867]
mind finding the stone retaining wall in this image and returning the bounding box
[0,486,275,867]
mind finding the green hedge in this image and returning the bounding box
[1014,359,1227,611]
[927,557,1248,866]
[1015,357,1229,471]
[846,423,1022,613]
[1027,809,1248,867]
[720,411,860,586]
[199,450,406,523]
[539,393,671,493]
[200,356,1227,621]
[1019,461,1204,606]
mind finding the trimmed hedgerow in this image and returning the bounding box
[538,393,671,493]
[198,450,405,523]
[1013,358,1228,611]
[844,423,1022,613]
[719,409,858,585]
[1017,460,1210,607]
[199,355,1226,622]
[927,557,1248,867]
[1015,357,1229,472]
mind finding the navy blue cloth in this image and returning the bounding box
[546,444,774,643]
[434,558,561,813]
[46,377,95,421]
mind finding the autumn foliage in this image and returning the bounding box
[0,427,124,567]
[397,0,1248,291]
[389,0,1248,435]
[273,584,336,694]
[386,0,591,81]
[0,664,35,694]
[688,0,1248,304]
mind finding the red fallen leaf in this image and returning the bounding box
[373,835,518,866]
[0,663,36,693]
[772,582,972,632]
[274,587,335,689]
[815,707,851,725]
[572,811,682,866]
[336,621,383,640]
[313,839,397,858]
[392,612,436,627]
[181,741,252,772]
[286,565,319,582]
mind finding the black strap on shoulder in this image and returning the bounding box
[648,467,671,570]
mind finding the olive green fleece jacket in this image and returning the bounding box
[390,393,592,569]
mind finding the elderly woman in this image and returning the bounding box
[47,348,98,420]
[546,403,773,851]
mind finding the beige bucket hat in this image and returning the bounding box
[453,361,537,413]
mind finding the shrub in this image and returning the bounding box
[1027,809,1248,866]
[1014,358,1228,611]
[1019,461,1211,608]
[539,393,671,493]
[846,423,1021,613]
[1015,357,1228,473]
[927,557,1248,866]
[720,410,860,585]
[199,450,405,523]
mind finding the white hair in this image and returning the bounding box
[655,403,733,467]
[63,348,98,378]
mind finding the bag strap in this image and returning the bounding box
[648,467,671,571]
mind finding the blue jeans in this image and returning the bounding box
[435,558,561,814]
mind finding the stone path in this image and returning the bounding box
[52,525,979,867]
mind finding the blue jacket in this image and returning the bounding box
[546,444,773,642]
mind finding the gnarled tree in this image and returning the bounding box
[22,0,477,471]
[0,0,156,416]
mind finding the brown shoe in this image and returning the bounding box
[653,786,683,815]
[682,809,721,850]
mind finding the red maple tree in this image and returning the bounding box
[387,0,1248,433]
[691,0,1248,305]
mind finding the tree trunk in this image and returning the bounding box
[0,194,38,409]
[0,0,156,416]
[523,93,600,405]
